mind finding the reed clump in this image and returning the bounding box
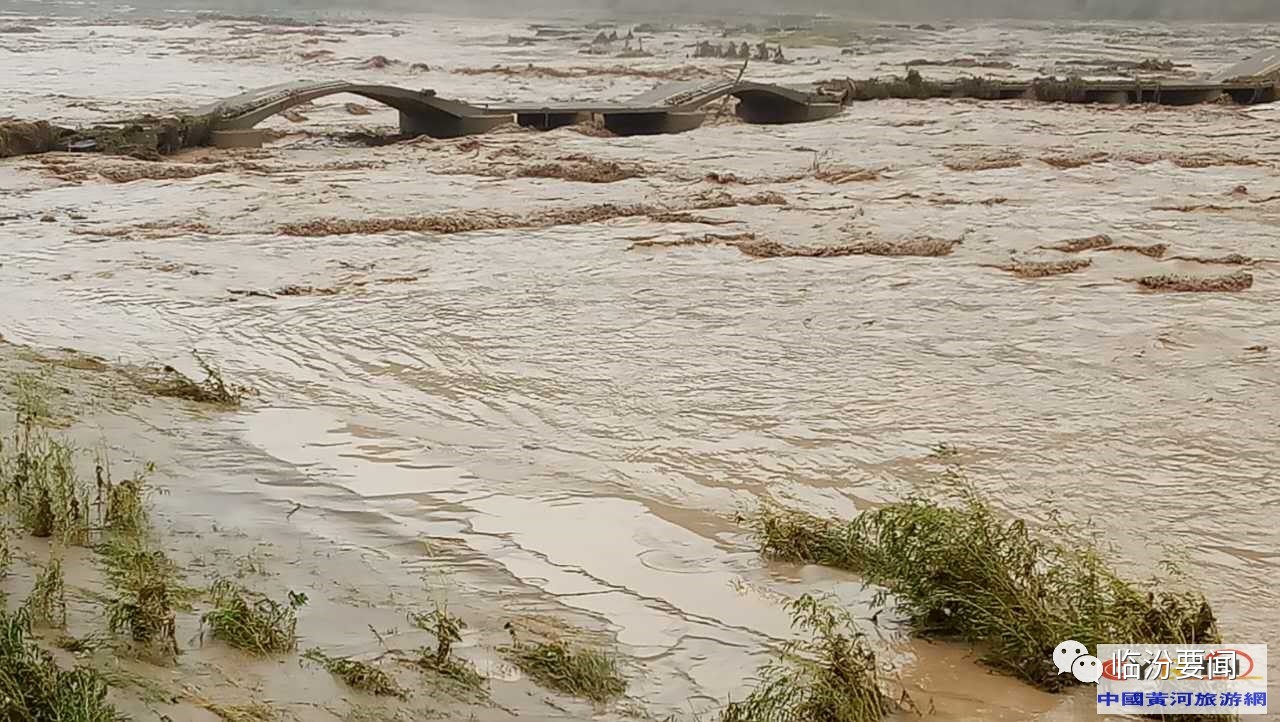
[504,637,626,703]
[24,558,67,629]
[719,593,895,722]
[1,385,93,545]
[745,481,1218,691]
[101,536,184,657]
[203,580,307,655]
[0,608,126,721]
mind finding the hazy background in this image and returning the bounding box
[74,0,1280,21]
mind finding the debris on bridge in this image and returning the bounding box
[815,67,1278,106]
[0,121,59,158]
[0,115,212,160]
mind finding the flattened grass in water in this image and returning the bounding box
[746,481,1218,691]
[504,637,626,703]
[142,351,248,407]
[200,701,280,722]
[203,579,306,655]
[720,594,895,722]
[303,648,405,698]
[0,608,126,721]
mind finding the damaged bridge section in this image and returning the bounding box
[195,78,845,146]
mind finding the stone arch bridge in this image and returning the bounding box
[194,78,844,146]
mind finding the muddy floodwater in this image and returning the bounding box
[2,4,1279,721]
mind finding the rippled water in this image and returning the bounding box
[2,4,1279,719]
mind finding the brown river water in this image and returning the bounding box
[1,4,1279,720]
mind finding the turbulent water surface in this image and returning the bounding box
[2,4,1278,720]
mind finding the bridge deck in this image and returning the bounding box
[480,102,676,114]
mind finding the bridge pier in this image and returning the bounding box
[734,93,843,124]
[398,109,510,139]
[1089,90,1132,105]
[210,129,267,149]
[1147,87,1223,105]
[602,111,705,135]
[1225,85,1279,104]
[516,112,590,130]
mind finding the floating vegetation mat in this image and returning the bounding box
[1127,271,1254,292]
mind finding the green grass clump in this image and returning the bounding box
[12,374,52,426]
[0,524,11,581]
[720,594,894,722]
[2,424,92,545]
[504,637,626,703]
[25,558,67,629]
[203,579,306,655]
[303,648,405,698]
[100,536,185,656]
[96,457,156,536]
[0,608,126,721]
[746,482,1218,691]
[409,606,485,690]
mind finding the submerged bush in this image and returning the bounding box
[0,608,126,721]
[505,638,626,703]
[746,483,1218,691]
[141,351,249,407]
[101,536,184,657]
[409,605,485,690]
[24,558,67,629]
[203,580,306,655]
[1,424,92,545]
[720,593,895,722]
[97,457,156,536]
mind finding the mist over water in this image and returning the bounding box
[32,0,1280,21]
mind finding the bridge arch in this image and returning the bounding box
[202,80,510,139]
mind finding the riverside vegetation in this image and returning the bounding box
[742,472,1228,722]
[0,361,642,718]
